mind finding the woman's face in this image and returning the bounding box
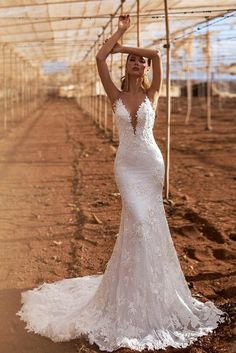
[126,54,148,77]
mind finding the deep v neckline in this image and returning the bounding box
[117,96,149,135]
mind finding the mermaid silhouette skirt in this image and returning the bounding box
[16,97,226,352]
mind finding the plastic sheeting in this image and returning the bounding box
[0,1,235,87]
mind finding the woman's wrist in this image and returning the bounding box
[119,46,129,54]
[117,27,126,36]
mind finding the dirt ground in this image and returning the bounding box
[0,97,235,353]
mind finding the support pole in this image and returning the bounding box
[10,48,14,123]
[90,81,93,117]
[164,0,171,201]
[3,45,8,130]
[34,66,37,111]
[185,64,192,124]
[25,60,29,117]
[28,62,31,115]
[110,16,113,74]
[89,53,93,118]
[110,15,117,142]
[21,59,25,120]
[93,48,97,124]
[206,19,212,130]
[36,67,40,112]
[16,53,20,122]
[216,39,222,111]
[104,95,108,134]
[94,44,99,125]
[98,79,102,128]
[0,45,3,129]
[120,0,124,78]
[137,0,140,47]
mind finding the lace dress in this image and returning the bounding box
[16,96,226,352]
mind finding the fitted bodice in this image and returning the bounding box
[113,96,157,149]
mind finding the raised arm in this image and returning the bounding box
[96,15,130,104]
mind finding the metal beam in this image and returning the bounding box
[0,25,100,37]
[0,0,98,10]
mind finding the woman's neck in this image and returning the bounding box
[128,76,144,93]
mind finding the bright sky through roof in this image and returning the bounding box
[42,61,68,74]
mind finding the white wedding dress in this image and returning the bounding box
[16,96,226,352]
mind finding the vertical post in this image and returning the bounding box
[92,50,95,122]
[89,54,92,117]
[185,64,192,124]
[110,16,113,74]
[28,64,31,114]
[216,38,222,111]
[120,1,124,78]
[98,78,102,128]
[25,60,29,117]
[164,0,171,201]
[137,0,140,47]
[15,53,19,122]
[19,55,22,121]
[36,67,39,112]
[28,62,31,115]
[94,44,99,124]
[90,81,93,116]
[104,96,108,134]
[23,59,27,111]
[34,66,37,111]
[29,64,32,114]
[0,45,3,129]
[110,15,116,141]
[93,49,96,123]
[22,59,25,120]
[206,19,212,130]
[3,45,8,130]
[38,65,41,107]
[10,48,14,123]
[100,32,106,130]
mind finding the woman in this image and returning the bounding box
[96,15,162,125]
[17,15,226,352]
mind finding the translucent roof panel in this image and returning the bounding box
[0,0,235,81]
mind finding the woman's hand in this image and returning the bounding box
[118,14,130,31]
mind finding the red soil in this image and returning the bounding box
[0,97,235,353]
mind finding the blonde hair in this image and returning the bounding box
[121,54,151,92]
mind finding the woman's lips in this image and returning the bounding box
[132,67,139,71]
